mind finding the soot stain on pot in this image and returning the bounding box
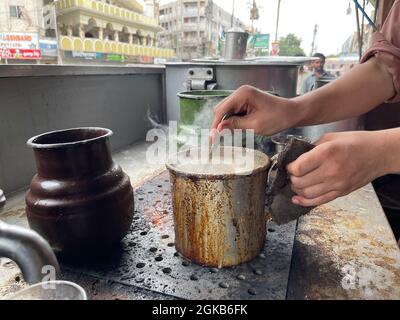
[168,161,268,267]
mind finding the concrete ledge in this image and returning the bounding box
[0,69,165,194]
[0,64,165,78]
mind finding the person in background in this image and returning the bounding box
[211,0,400,240]
[296,65,312,95]
[300,52,333,94]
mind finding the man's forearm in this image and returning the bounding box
[378,128,400,175]
[291,58,395,126]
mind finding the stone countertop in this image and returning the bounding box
[288,185,400,299]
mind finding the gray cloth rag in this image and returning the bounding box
[266,138,315,225]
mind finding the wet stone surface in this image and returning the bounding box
[60,171,297,300]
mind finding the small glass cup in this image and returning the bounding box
[5,280,87,300]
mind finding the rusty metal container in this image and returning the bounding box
[25,127,134,257]
[166,147,270,267]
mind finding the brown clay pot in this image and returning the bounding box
[25,127,134,257]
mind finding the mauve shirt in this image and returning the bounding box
[361,0,400,102]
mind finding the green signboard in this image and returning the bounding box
[248,34,270,49]
[106,54,125,62]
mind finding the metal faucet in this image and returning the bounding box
[0,220,60,284]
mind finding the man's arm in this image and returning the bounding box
[212,57,395,137]
[379,127,400,174]
[288,127,400,207]
[291,57,395,127]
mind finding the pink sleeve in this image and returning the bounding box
[360,0,400,102]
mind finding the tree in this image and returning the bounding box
[278,33,305,56]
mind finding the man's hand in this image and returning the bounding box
[210,85,298,140]
[287,131,388,207]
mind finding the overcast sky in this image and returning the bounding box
[155,0,375,56]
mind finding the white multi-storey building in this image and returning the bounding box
[158,0,248,60]
[0,0,45,34]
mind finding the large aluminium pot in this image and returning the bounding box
[166,147,270,267]
[25,127,134,257]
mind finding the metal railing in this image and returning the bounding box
[59,36,175,58]
[56,0,158,27]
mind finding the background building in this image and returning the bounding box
[0,0,45,34]
[157,0,248,60]
[325,24,373,77]
[0,0,176,65]
[55,0,175,64]
[0,0,46,64]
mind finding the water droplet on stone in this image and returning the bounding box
[155,256,163,262]
[253,269,263,275]
[219,282,229,289]
[190,274,199,281]
[162,267,172,274]
[210,268,219,273]
[248,288,257,295]
[237,274,246,280]
[136,262,145,268]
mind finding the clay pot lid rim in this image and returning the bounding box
[26,127,113,149]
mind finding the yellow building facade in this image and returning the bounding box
[56,0,175,62]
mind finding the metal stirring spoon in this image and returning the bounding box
[209,111,247,160]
